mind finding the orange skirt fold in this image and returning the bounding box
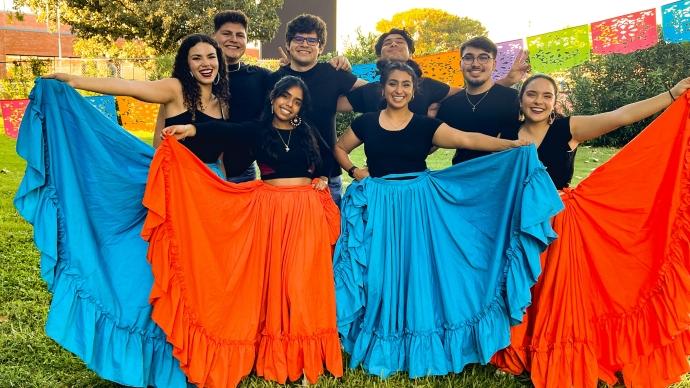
[142,139,343,387]
[492,93,690,387]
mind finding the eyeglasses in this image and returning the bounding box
[292,36,320,46]
[461,54,493,64]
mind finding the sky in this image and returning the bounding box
[336,0,673,52]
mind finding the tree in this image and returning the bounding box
[567,39,690,147]
[13,0,283,54]
[376,8,487,55]
[342,28,379,65]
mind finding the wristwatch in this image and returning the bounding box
[347,165,358,178]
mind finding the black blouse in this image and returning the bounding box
[535,117,577,190]
[351,112,442,177]
[165,110,226,163]
[193,120,329,180]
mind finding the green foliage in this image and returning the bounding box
[0,59,50,99]
[567,40,690,147]
[342,28,379,65]
[376,8,487,55]
[13,0,283,54]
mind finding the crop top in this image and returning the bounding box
[193,120,330,180]
[534,116,577,190]
[165,110,226,163]
[351,112,442,177]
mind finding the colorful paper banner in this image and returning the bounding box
[591,9,658,54]
[492,39,524,81]
[115,96,160,132]
[662,0,690,43]
[0,99,29,139]
[527,25,592,73]
[352,63,379,82]
[414,51,464,87]
[85,95,118,124]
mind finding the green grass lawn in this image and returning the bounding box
[0,132,687,387]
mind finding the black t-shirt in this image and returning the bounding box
[194,120,330,179]
[223,63,272,177]
[268,63,358,177]
[351,112,442,177]
[165,110,226,163]
[436,84,520,164]
[534,117,577,190]
[346,77,450,114]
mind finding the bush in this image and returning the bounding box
[567,39,690,147]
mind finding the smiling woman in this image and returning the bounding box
[44,34,231,175]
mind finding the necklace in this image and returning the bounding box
[227,61,242,73]
[274,128,292,152]
[465,88,491,112]
[382,110,412,130]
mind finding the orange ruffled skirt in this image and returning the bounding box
[492,94,690,386]
[141,138,343,387]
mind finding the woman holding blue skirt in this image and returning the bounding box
[332,61,564,378]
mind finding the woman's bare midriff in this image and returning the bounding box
[263,177,313,186]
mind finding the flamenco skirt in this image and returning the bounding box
[333,146,564,378]
[13,79,187,386]
[141,137,343,387]
[492,94,690,387]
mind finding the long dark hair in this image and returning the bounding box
[260,76,322,170]
[171,34,230,121]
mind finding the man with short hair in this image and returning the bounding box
[339,28,452,115]
[436,36,522,164]
[268,13,367,204]
[338,29,525,117]
[212,10,271,181]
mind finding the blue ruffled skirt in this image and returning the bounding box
[333,147,564,378]
[13,79,190,387]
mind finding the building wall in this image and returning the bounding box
[0,12,75,76]
[260,0,337,59]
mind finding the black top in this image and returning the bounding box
[223,63,272,177]
[436,84,521,164]
[346,77,450,115]
[351,112,442,177]
[165,110,226,163]
[269,63,358,177]
[194,120,330,180]
[535,117,577,190]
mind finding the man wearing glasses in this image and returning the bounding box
[436,36,522,164]
[269,14,367,204]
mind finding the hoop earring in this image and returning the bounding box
[548,110,556,125]
[189,71,195,80]
[518,111,525,122]
[213,73,220,85]
[290,115,302,128]
[270,103,274,115]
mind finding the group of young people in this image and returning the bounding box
[16,7,690,388]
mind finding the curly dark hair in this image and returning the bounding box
[171,34,230,121]
[374,28,415,56]
[259,76,322,172]
[286,14,327,49]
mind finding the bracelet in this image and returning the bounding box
[669,89,676,101]
[347,165,358,178]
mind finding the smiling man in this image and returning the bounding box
[268,14,367,204]
[339,28,453,116]
[212,10,272,181]
[436,36,522,164]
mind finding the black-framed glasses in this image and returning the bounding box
[461,54,493,64]
[292,36,320,46]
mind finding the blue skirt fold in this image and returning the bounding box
[334,146,563,378]
[14,79,186,387]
